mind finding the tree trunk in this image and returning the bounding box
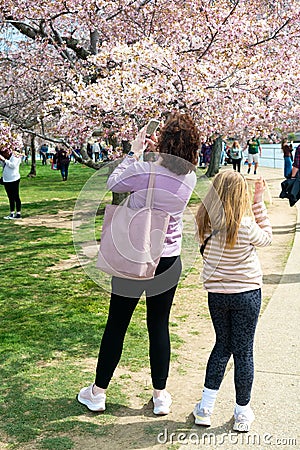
[27,135,36,177]
[122,140,131,153]
[206,136,223,178]
[89,30,100,55]
[108,133,118,149]
[107,160,129,205]
[112,191,128,205]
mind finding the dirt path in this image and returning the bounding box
[16,167,297,450]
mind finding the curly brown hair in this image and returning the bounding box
[157,112,200,175]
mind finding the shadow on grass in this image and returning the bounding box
[263,273,300,284]
[0,175,195,449]
[271,224,296,235]
[1,387,235,449]
[1,391,114,447]
[22,199,78,216]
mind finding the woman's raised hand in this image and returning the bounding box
[130,127,147,157]
[145,133,158,152]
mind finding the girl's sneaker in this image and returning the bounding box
[193,402,211,426]
[153,390,172,415]
[77,384,106,412]
[233,407,255,432]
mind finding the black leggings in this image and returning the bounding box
[4,179,21,212]
[95,256,182,390]
[204,289,261,406]
[232,158,242,172]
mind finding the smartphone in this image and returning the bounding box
[146,119,160,137]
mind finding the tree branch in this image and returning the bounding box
[5,17,91,60]
[105,0,153,21]
[89,29,101,55]
[17,122,110,169]
[180,0,240,57]
[49,20,75,65]
[147,0,157,36]
[248,18,292,48]
[5,17,39,39]
[221,0,240,26]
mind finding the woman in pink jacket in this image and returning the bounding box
[78,112,200,415]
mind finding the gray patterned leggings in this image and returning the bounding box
[205,289,261,406]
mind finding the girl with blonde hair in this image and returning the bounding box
[194,170,272,432]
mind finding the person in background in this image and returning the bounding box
[55,147,70,181]
[39,143,48,165]
[202,139,212,168]
[93,141,101,162]
[291,143,300,178]
[194,171,272,432]
[245,136,261,175]
[230,141,243,172]
[77,112,200,416]
[0,148,22,219]
[219,140,227,166]
[73,146,81,163]
[99,140,108,161]
[47,145,55,162]
[281,139,293,178]
[86,142,93,159]
[22,146,30,164]
[198,145,204,168]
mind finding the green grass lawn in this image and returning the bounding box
[0,161,204,450]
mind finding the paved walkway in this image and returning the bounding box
[178,171,300,449]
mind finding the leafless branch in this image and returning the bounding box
[180,0,240,57]
[49,20,75,65]
[5,16,91,60]
[248,18,292,47]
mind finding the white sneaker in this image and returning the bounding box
[77,384,106,412]
[233,408,255,432]
[193,402,211,426]
[153,390,172,415]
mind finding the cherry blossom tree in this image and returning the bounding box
[0,122,22,153]
[0,0,299,175]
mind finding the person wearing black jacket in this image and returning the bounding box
[279,144,300,206]
[291,144,300,178]
[54,147,70,181]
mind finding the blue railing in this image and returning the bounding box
[259,144,283,169]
